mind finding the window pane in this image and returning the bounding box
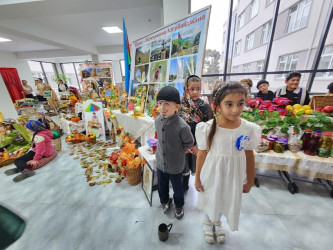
[120,60,125,77]
[192,0,229,74]
[28,61,46,82]
[42,62,58,94]
[61,63,80,89]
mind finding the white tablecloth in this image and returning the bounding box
[138,145,157,171]
[111,110,155,141]
[59,118,85,135]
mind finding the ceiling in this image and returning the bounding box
[0,0,163,58]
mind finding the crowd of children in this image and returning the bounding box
[154,71,329,245]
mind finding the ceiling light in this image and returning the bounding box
[0,37,12,42]
[0,0,43,5]
[102,26,122,34]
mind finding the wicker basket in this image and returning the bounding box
[309,95,333,109]
[126,166,142,186]
[0,157,18,167]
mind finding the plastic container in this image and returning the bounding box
[318,132,332,158]
[304,132,322,156]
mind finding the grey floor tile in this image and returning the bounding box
[279,215,333,250]
[77,207,155,250]
[8,203,101,250]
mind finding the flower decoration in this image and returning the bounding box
[235,135,250,151]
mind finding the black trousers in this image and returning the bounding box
[36,95,46,102]
[157,169,184,208]
[14,151,35,172]
[25,94,34,99]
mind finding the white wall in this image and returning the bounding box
[0,50,34,85]
[163,0,189,25]
[0,74,18,119]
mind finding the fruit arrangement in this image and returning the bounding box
[286,104,313,116]
[313,106,333,116]
[65,130,87,144]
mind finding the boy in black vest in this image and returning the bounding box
[256,80,275,101]
[155,86,194,219]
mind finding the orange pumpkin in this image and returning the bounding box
[71,117,80,122]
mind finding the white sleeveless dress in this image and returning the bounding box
[196,118,261,231]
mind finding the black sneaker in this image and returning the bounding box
[4,168,20,176]
[175,207,184,219]
[162,198,173,214]
[13,171,36,182]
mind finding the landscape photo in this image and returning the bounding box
[135,43,151,66]
[169,55,198,82]
[134,64,149,83]
[171,25,201,58]
[149,60,168,83]
[150,35,171,63]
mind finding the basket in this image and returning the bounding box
[52,138,62,152]
[309,95,333,109]
[0,157,18,167]
[125,166,142,186]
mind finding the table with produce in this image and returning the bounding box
[242,97,333,196]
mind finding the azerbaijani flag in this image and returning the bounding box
[123,19,131,93]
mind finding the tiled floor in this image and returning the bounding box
[1,144,333,250]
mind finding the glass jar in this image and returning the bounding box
[274,141,285,153]
[266,138,276,150]
[318,132,332,158]
[304,132,322,156]
[278,138,288,150]
[301,129,312,150]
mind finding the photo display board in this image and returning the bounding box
[130,6,211,96]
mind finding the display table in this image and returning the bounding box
[106,110,155,142]
[138,145,158,189]
[59,118,85,135]
[255,150,299,172]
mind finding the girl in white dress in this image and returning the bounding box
[195,82,261,244]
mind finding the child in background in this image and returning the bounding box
[240,78,253,98]
[44,85,59,111]
[275,71,310,105]
[256,79,275,101]
[178,75,213,191]
[327,82,333,95]
[195,82,261,244]
[4,120,55,182]
[155,86,194,219]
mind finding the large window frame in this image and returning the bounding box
[238,12,245,29]
[261,20,272,44]
[286,0,311,34]
[316,45,333,78]
[60,62,83,90]
[277,53,299,78]
[250,0,259,19]
[234,40,241,56]
[196,0,332,94]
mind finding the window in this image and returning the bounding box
[234,40,241,56]
[28,61,45,82]
[61,63,81,89]
[261,20,272,44]
[223,31,226,44]
[256,60,264,78]
[242,63,251,72]
[286,0,311,34]
[232,66,239,73]
[266,0,274,7]
[250,0,259,19]
[120,60,125,78]
[42,62,58,93]
[238,12,244,29]
[246,32,255,50]
[277,53,299,78]
[316,45,333,78]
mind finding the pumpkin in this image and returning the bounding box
[71,117,80,122]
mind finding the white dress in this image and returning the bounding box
[196,118,261,231]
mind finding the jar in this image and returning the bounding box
[278,138,288,150]
[317,132,332,158]
[266,138,276,150]
[274,141,285,153]
[304,132,322,156]
[301,129,312,150]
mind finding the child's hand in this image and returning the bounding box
[195,178,204,192]
[243,181,253,193]
[191,145,198,155]
[27,160,39,168]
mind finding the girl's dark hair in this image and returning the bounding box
[207,82,247,151]
[183,75,201,98]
